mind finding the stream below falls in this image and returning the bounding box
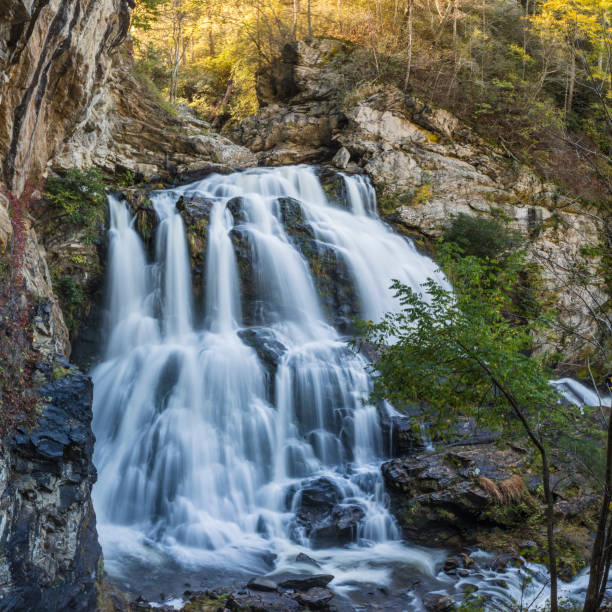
[90,165,599,610]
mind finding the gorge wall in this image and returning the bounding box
[0,2,256,607]
[0,3,608,610]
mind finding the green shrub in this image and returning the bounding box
[443,213,522,260]
[44,168,106,231]
[54,274,84,333]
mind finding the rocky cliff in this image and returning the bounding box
[0,2,255,609]
[0,368,100,611]
[0,0,255,359]
[232,39,607,370]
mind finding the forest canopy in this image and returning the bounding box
[130,0,611,202]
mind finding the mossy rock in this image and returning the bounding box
[227,196,250,224]
[178,194,215,303]
[230,227,261,325]
[274,196,360,331]
[317,166,350,211]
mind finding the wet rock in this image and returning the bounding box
[177,194,214,301]
[491,553,522,572]
[299,478,342,511]
[292,478,364,545]
[443,557,460,575]
[296,552,321,568]
[247,577,278,592]
[422,593,454,611]
[460,553,475,568]
[379,411,426,456]
[230,227,260,324]
[278,574,334,590]
[382,443,531,546]
[237,327,287,375]
[317,167,350,211]
[178,194,216,224]
[309,504,366,546]
[272,192,361,331]
[228,197,250,225]
[276,197,313,234]
[122,189,158,248]
[295,586,334,609]
[226,589,301,611]
[443,553,474,576]
[0,371,100,611]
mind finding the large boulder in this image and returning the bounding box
[381,444,532,547]
[292,477,366,547]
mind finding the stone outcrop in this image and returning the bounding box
[0,0,132,194]
[0,368,100,611]
[53,65,257,180]
[381,440,598,579]
[231,38,607,367]
[1,1,256,362]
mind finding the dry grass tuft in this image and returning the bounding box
[479,476,503,503]
[498,474,527,504]
[479,474,527,505]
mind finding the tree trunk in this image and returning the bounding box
[540,449,558,612]
[583,399,612,612]
[307,0,312,39]
[404,0,413,90]
[293,0,299,38]
[566,46,576,116]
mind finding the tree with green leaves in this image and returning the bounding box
[356,246,567,612]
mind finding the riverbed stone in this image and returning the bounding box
[247,577,278,592]
[277,574,334,590]
[295,586,334,609]
[422,593,454,611]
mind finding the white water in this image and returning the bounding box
[552,377,611,408]
[92,166,449,596]
[92,165,604,609]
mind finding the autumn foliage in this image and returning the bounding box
[0,182,42,438]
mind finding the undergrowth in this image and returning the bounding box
[44,168,107,241]
[0,182,42,438]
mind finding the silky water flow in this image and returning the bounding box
[91,165,596,609]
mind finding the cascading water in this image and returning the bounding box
[92,166,447,597]
[98,167,610,610]
[94,165,604,609]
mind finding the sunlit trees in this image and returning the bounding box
[128,0,611,201]
[531,0,611,118]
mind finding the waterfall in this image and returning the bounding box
[92,166,448,587]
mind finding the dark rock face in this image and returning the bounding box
[0,370,100,611]
[237,327,287,401]
[293,478,365,547]
[423,592,454,612]
[295,586,334,609]
[247,577,278,592]
[277,574,334,591]
[177,194,215,304]
[226,589,302,611]
[238,328,287,374]
[317,167,350,211]
[230,226,261,325]
[381,444,531,547]
[379,411,426,457]
[295,552,321,568]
